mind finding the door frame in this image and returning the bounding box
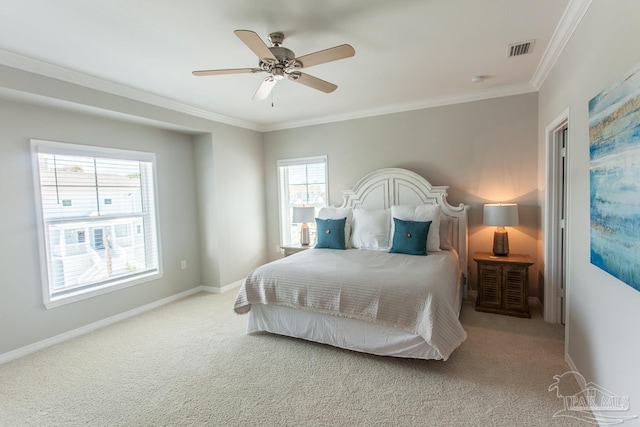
[544,108,571,324]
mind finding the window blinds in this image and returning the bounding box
[31,140,161,307]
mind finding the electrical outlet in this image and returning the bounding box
[180,260,187,270]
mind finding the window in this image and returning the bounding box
[31,139,162,308]
[277,156,328,246]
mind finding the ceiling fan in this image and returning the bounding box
[192,30,355,100]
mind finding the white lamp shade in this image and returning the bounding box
[292,206,315,224]
[483,203,519,226]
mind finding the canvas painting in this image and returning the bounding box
[589,63,640,292]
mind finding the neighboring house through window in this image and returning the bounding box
[31,139,162,308]
[277,156,327,246]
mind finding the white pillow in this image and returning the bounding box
[439,215,453,250]
[351,208,391,251]
[391,205,441,252]
[317,207,353,248]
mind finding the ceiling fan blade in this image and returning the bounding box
[192,68,262,76]
[289,72,337,93]
[234,30,277,62]
[253,76,278,100]
[294,44,355,68]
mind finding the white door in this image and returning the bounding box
[544,113,569,325]
[556,125,568,324]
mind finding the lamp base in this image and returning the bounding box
[300,223,310,246]
[492,227,510,256]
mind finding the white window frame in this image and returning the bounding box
[31,139,163,309]
[277,156,328,246]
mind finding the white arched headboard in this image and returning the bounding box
[338,168,470,282]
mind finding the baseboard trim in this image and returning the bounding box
[528,296,544,317]
[201,279,243,294]
[564,353,587,388]
[0,286,208,366]
[564,354,596,417]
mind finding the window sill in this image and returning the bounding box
[44,270,163,309]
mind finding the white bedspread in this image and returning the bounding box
[234,248,467,360]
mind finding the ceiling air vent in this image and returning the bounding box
[508,40,535,57]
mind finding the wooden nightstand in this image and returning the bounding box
[280,244,312,257]
[473,252,534,318]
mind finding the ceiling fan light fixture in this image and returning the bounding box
[272,67,285,80]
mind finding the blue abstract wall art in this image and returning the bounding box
[589,63,640,292]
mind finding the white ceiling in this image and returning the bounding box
[0,0,588,132]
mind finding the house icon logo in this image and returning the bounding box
[549,371,637,425]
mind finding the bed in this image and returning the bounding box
[234,168,470,360]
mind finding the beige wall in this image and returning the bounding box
[264,93,539,295]
[0,98,201,354]
[0,68,267,356]
[537,0,640,415]
[195,127,266,290]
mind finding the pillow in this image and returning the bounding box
[317,207,353,248]
[351,208,391,250]
[389,218,431,256]
[315,218,347,250]
[391,204,441,252]
[439,215,453,250]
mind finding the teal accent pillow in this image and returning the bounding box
[315,217,347,250]
[389,218,432,256]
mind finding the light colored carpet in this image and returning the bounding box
[0,290,582,426]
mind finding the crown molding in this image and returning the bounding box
[260,82,537,132]
[0,46,538,133]
[530,0,594,89]
[0,48,261,132]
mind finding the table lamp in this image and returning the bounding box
[483,203,519,256]
[292,206,316,246]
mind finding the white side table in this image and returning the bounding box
[280,244,312,257]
